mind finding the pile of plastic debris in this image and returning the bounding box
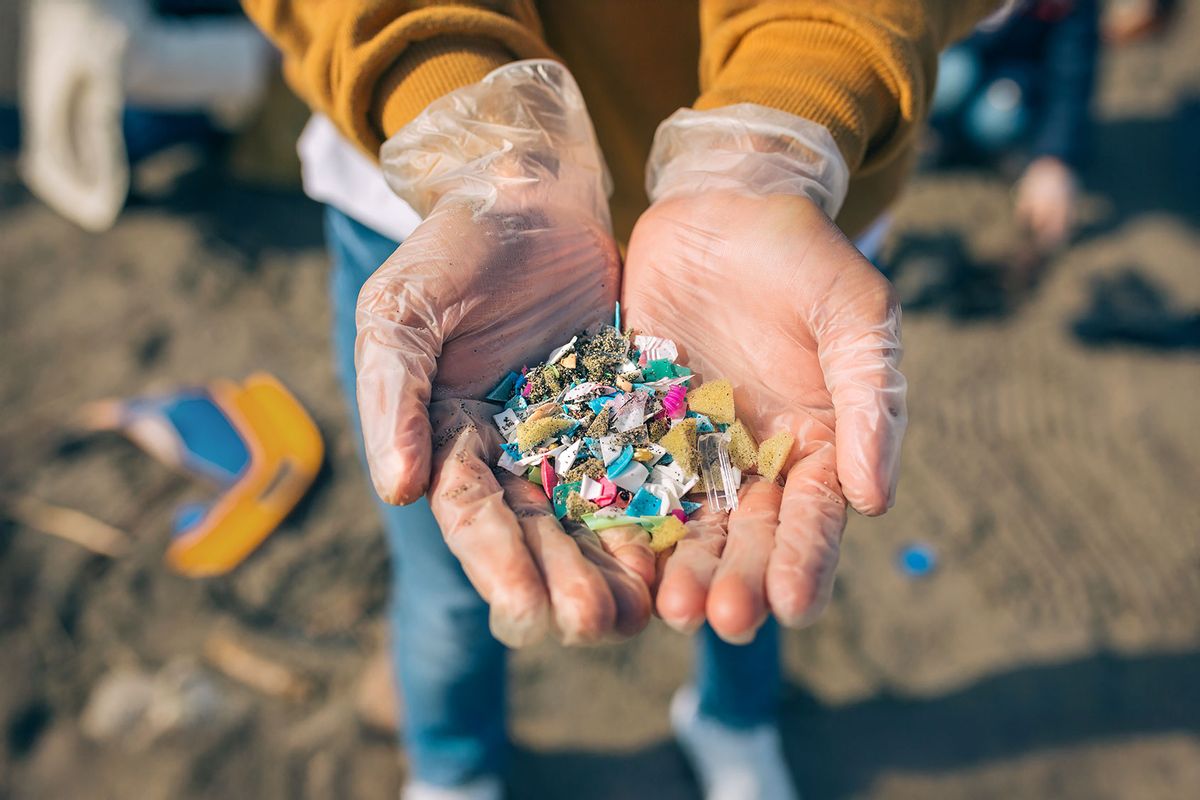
[487,324,795,552]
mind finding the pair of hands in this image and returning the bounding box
[356,61,907,647]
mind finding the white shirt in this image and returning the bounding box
[297,113,421,242]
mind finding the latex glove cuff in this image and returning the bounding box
[380,59,612,225]
[645,104,849,218]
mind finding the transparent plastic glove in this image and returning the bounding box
[625,105,907,643]
[357,61,653,647]
[1014,156,1077,252]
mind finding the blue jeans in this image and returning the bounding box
[324,206,780,786]
[932,45,1032,158]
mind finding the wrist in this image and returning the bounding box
[380,60,611,224]
[645,104,849,218]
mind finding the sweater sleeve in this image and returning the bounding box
[240,0,554,157]
[695,0,1002,174]
[1031,0,1100,168]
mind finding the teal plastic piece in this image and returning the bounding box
[552,481,582,518]
[486,372,519,402]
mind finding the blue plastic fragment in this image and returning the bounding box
[486,371,519,402]
[172,502,209,536]
[681,500,702,516]
[626,488,664,517]
[606,445,634,478]
[156,394,249,484]
[504,394,528,413]
[588,395,616,415]
[584,437,603,460]
[687,412,716,434]
[501,442,520,460]
[898,543,937,578]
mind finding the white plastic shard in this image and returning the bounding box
[599,435,624,465]
[546,336,578,365]
[650,461,689,488]
[563,381,612,402]
[554,439,582,478]
[579,475,603,501]
[610,461,649,492]
[634,334,679,363]
[497,450,526,475]
[643,482,681,513]
[610,392,647,432]
[492,408,520,442]
[518,443,564,467]
[697,432,739,512]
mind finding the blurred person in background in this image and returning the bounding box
[239,2,1000,799]
[928,0,1100,254]
[1103,0,1177,42]
[19,0,272,231]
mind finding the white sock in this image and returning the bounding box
[402,775,503,800]
[670,685,800,800]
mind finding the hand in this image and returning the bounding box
[624,107,907,643]
[356,61,654,647]
[1014,156,1078,252]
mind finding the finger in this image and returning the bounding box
[766,440,848,628]
[654,510,727,634]
[595,524,657,587]
[356,254,442,506]
[500,476,617,645]
[427,402,550,647]
[706,479,781,644]
[816,278,908,515]
[570,525,654,640]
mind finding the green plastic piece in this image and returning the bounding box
[552,481,581,518]
[642,359,691,382]
[580,513,672,532]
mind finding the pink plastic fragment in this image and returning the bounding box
[522,381,532,398]
[670,509,689,524]
[541,459,558,500]
[594,477,619,507]
[663,385,687,419]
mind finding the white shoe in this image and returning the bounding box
[402,776,503,800]
[670,685,800,800]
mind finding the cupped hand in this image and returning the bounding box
[355,61,655,647]
[623,191,908,643]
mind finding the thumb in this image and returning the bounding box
[816,275,908,516]
[355,260,443,506]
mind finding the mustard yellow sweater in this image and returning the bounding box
[242,0,998,239]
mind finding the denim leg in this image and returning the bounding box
[932,45,982,119]
[324,206,508,785]
[694,619,781,729]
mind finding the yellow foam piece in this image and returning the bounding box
[515,416,573,453]
[658,417,699,477]
[757,430,795,483]
[686,379,735,424]
[649,516,688,553]
[727,419,759,472]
